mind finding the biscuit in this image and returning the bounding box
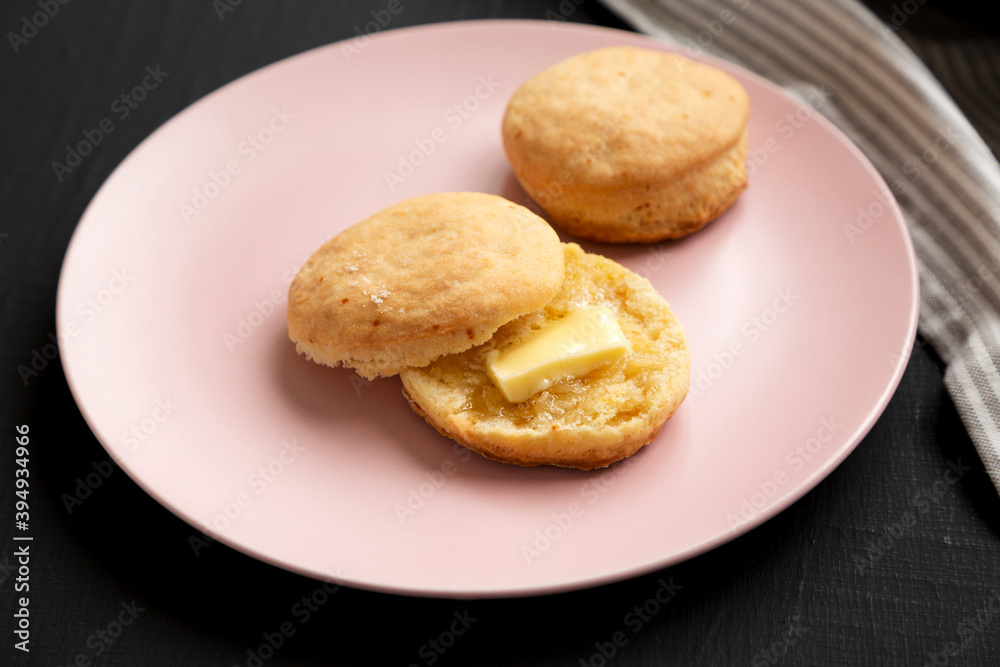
[502,46,750,243]
[287,192,564,379]
[400,243,690,470]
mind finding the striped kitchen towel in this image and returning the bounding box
[598,0,1000,491]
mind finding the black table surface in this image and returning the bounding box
[3,1,999,665]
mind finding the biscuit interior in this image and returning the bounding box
[502,46,750,242]
[400,243,690,470]
[287,192,564,379]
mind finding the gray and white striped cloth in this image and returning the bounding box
[598,0,1000,491]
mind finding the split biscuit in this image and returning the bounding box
[400,243,690,470]
[502,46,750,242]
[287,192,564,379]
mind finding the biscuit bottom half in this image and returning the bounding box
[534,129,748,243]
[399,243,690,470]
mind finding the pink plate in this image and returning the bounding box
[57,20,918,598]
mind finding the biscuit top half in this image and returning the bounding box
[502,46,750,190]
[287,192,565,378]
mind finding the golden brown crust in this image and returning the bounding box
[402,384,673,470]
[286,193,564,379]
[399,243,690,470]
[502,46,750,242]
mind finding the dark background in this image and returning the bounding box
[2,1,999,665]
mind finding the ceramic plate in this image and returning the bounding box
[57,20,918,598]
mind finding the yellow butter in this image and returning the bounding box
[486,306,630,403]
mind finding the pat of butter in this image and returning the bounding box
[486,306,630,403]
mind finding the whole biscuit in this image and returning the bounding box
[287,192,564,379]
[400,243,690,470]
[503,46,750,242]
